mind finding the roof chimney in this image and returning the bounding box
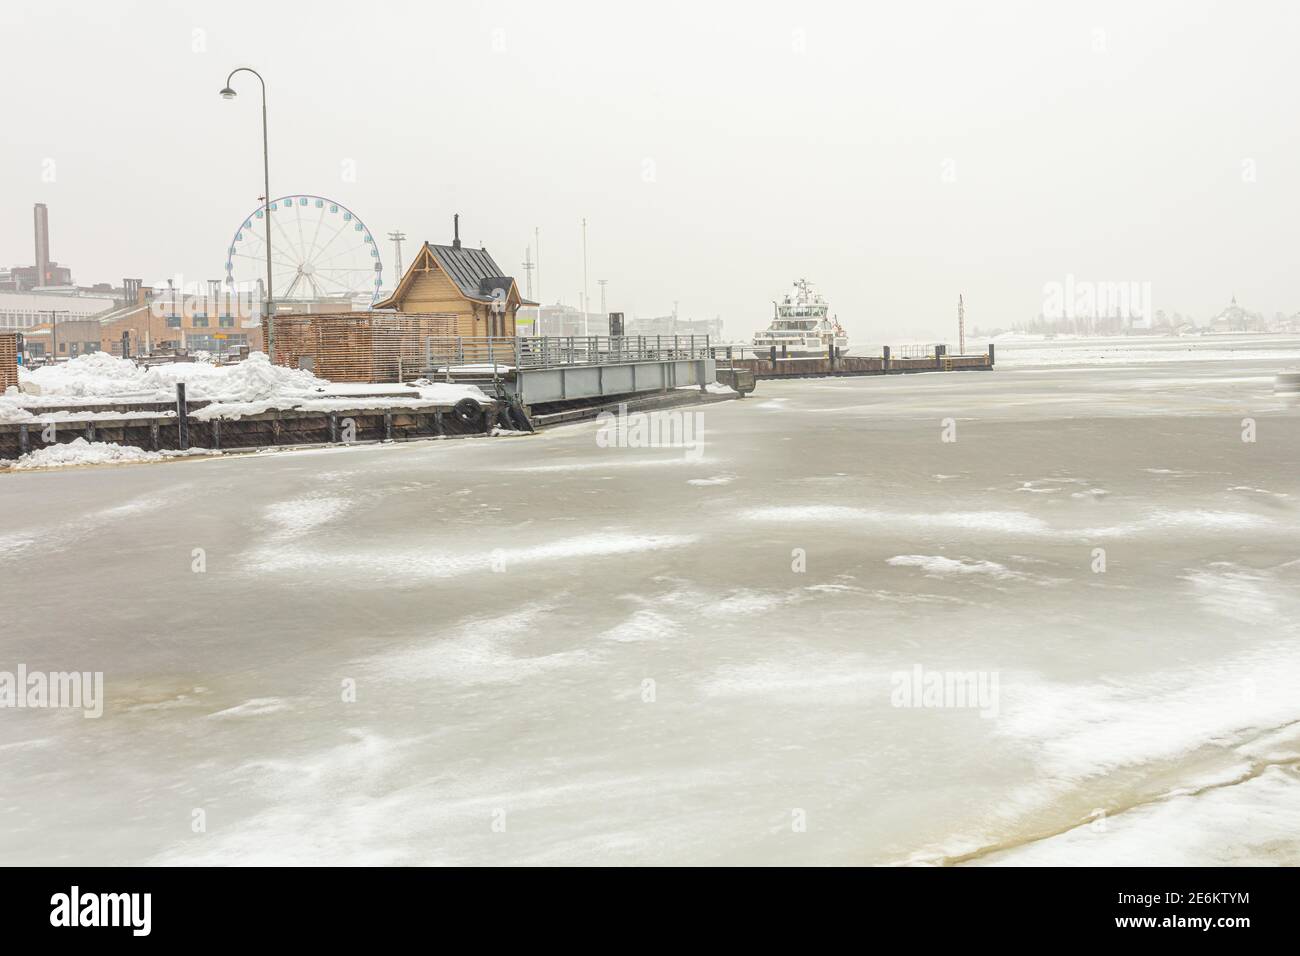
[452,214,461,250]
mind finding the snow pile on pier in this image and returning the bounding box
[0,397,35,424]
[8,438,215,470]
[18,351,324,404]
[10,352,491,420]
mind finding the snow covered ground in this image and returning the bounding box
[3,351,491,424]
[992,332,1300,369]
[1,338,1298,864]
[8,439,216,470]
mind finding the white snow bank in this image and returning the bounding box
[0,398,35,424]
[18,351,324,404]
[12,352,493,421]
[674,382,738,396]
[8,438,216,470]
[886,554,1020,579]
[190,382,491,421]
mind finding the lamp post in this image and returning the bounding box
[219,67,274,356]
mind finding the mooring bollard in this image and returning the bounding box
[176,382,189,450]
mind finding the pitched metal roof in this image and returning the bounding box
[374,240,539,310]
[426,243,507,303]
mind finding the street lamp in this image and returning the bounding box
[219,67,275,356]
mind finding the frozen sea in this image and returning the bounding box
[2,334,1299,866]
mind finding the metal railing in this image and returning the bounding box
[893,344,942,359]
[405,335,717,376]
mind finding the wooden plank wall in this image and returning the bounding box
[266,312,458,383]
[0,333,18,392]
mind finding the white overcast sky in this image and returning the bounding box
[2,0,1297,339]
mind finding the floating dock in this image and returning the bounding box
[715,343,994,380]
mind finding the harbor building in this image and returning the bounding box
[372,217,536,336]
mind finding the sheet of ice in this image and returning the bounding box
[5,338,1300,866]
[993,333,1300,368]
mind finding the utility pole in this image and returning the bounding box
[388,231,406,286]
[39,309,69,361]
[958,294,966,356]
[521,246,536,337]
[534,226,542,336]
[581,217,589,336]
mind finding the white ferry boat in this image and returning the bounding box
[752,279,849,357]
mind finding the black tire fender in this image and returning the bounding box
[452,397,484,428]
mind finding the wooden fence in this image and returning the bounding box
[266,312,458,383]
[0,333,18,392]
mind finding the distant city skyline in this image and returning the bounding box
[3,0,1299,341]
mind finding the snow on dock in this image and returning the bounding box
[1,351,501,464]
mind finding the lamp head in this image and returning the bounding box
[219,87,237,100]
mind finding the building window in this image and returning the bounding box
[166,316,181,328]
[192,316,209,328]
[219,316,235,328]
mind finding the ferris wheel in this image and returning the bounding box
[224,195,383,306]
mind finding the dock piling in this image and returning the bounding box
[176,382,189,450]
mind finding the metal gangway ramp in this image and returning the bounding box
[398,335,717,406]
